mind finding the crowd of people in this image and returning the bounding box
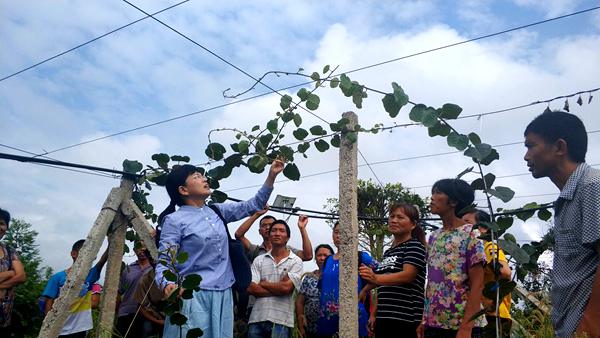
[0,110,597,338]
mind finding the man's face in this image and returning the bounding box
[0,219,7,239]
[268,223,289,246]
[134,245,148,261]
[259,218,273,240]
[524,132,559,179]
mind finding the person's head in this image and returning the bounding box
[268,220,290,247]
[133,241,148,262]
[524,110,587,178]
[462,209,491,234]
[332,221,340,248]
[259,215,276,240]
[388,203,426,245]
[71,239,85,262]
[430,179,475,218]
[314,244,334,270]
[0,208,10,239]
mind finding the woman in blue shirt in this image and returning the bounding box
[317,222,377,337]
[155,160,283,338]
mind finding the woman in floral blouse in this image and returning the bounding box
[417,179,486,338]
[296,244,334,338]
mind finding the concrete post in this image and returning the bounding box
[338,111,359,338]
[38,186,127,338]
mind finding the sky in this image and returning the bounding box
[1,0,599,273]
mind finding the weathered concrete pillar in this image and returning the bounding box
[121,199,158,260]
[38,185,127,338]
[97,179,134,337]
[338,111,359,338]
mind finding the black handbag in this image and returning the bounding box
[208,205,252,292]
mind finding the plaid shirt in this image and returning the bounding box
[552,163,600,337]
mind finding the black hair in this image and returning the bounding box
[0,208,10,225]
[314,244,334,257]
[269,219,291,238]
[525,110,587,163]
[260,215,276,224]
[389,203,427,246]
[72,239,85,252]
[431,178,475,217]
[469,209,491,225]
[156,165,201,247]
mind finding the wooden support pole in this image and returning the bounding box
[338,111,359,338]
[121,199,158,260]
[97,179,134,338]
[38,186,126,338]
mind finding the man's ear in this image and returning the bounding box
[178,185,189,197]
[554,138,569,157]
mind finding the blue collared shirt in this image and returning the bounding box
[155,185,273,291]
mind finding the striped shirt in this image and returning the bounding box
[375,238,426,323]
[249,250,303,328]
[552,163,600,337]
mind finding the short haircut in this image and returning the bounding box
[468,209,491,225]
[315,244,334,256]
[525,110,587,163]
[269,219,291,237]
[260,215,276,225]
[72,239,86,252]
[432,178,475,217]
[0,208,10,225]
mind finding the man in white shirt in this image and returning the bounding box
[247,219,303,338]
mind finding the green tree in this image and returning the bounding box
[324,179,429,260]
[3,218,51,337]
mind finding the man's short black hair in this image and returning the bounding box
[72,239,85,252]
[0,208,10,224]
[260,215,276,225]
[269,219,291,237]
[432,178,475,217]
[315,244,334,256]
[525,110,587,163]
[469,209,491,225]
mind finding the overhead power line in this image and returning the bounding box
[0,0,191,82]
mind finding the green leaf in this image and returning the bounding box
[323,65,330,73]
[292,128,309,141]
[330,134,340,147]
[251,125,260,132]
[123,159,143,174]
[297,142,310,153]
[456,166,474,179]
[498,239,530,264]
[504,233,517,244]
[339,74,353,97]
[281,111,295,123]
[266,118,278,134]
[125,230,136,241]
[177,252,189,264]
[421,107,439,127]
[278,145,294,162]
[182,274,202,289]
[471,173,496,190]
[447,132,469,151]
[170,312,188,326]
[409,104,427,122]
[204,143,226,161]
[181,288,194,299]
[464,143,492,162]
[346,132,358,144]
[480,148,500,165]
[280,94,292,110]
[238,141,249,154]
[151,153,170,169]
[352,89,364,109]
[306,93,320,110]
[310,72,320,81]
[439,103,463,119]
[487,186,515,203]
[428,122,451,137]
[391,82,409,107]
[297,88,310,101]
[293,113,302,127]
[247,155,268,173]
[283,163,300,181]
[496,217,513,231]
[258,134,274,149]
[186,328,204,338]
[538,208,552,221]
[309,125,327,136]
[315,139,330,152]
[163,270,177,282]
[329,77,340,88]
[468,132,482,145]
[170,155,190,163]
[382,94,400,118]
[211,190,228,203]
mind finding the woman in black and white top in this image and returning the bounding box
[359,203,427,338]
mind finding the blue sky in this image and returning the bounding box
[1,0,599,271]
